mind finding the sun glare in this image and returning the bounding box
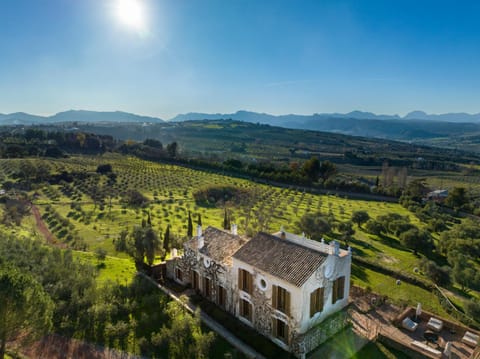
[114,0,147,34]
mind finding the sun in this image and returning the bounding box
[114,0,147,34]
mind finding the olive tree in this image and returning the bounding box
[0,266,54,358]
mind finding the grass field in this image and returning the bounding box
[351,263,449,316]
[72,251,136,286]
[350,341,410,359]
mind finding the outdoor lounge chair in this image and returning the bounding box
[427,317,443,332]
[411,341,442,358]
[402,317,419,332]
[462,331,479,347]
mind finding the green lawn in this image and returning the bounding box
[350,341,410,359]
[72,251,136,286]
[351,263,449,317]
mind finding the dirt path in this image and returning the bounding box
[31,204,66,248]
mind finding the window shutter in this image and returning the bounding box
[272,285,278,309]
[285,323,289,344]
[285,290,291,316]
[319,287,324,312]
[332,279,338,304]
[272,317,277,337]
[238,269,243,290]
[338,276,345,300]
[248,272,253,294]
[310,291,316,317]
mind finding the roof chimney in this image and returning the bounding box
[197,225,204,249]
[231,223,238,235]
[334,241,340,256]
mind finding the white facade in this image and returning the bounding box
[170,226,352,358]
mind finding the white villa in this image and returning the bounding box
[168,225,352,358]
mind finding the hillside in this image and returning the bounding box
[58,119,480,165]
[4,109,480,147]
[171,111,480,143]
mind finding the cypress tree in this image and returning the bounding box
[223,208,230,230]
[197,213,202,227]
[164,225,171,254]
[187,211,193,237]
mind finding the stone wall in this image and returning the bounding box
[291,310,350,358]
[165,258,176,280]
[377,334,427,359]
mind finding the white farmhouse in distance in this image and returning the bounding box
[169,225,352,358]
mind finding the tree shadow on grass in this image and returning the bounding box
[448,286,476,301]
[348,238,381,258]
[377,234,410,252]
[422,250,448,266]
[351,263,368,283]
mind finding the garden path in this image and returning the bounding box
[138,272,266,359]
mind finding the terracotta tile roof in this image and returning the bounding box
[185,226,248,266]
[232,232,327,287]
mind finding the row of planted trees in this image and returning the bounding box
[113,211,204,269]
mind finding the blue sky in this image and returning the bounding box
[1,0,480,119]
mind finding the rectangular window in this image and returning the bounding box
[332,276,345,304]
[310,287,324,317]
[238,268,253,294]
[192,271,199,291]
[239,299,252,321]
[272,318,289,343]
[203,277,211,299]
[272,285,290,315]
[217,285,226,307]
[175,268,183,282]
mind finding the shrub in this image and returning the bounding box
[419,258,451,286]
[193,185,252,207]
[365,219,384,235]
[124,189,149,207]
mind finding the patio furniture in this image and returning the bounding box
[427,317,444,332]
[424,330,439,344]
[462,331,479,348]
[402,317,419,332]
[411,340,442,358]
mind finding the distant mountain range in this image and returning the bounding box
[170,110,480,123]
[3,109,480,142]
[0,110,164,125]
[170,110,480,141]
